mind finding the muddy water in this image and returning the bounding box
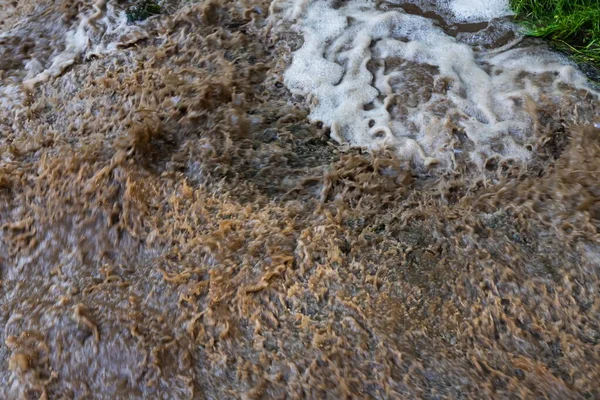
[1,1,599,399]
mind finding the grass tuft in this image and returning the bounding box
[126,0,162,24]
[510,0,600,67]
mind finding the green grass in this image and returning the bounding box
[510,0,600,66]
[126,0,162,23]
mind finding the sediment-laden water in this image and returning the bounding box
[0,1,599,398]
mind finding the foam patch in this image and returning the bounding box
[23,1,148,91]
[270,0,599,170]
[0,1,148,108]
[448,0,512,22]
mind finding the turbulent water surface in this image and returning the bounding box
[0,0,599,398]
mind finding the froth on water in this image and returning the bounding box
[270,0,599,171]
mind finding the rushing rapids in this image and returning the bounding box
[0,0,599,398]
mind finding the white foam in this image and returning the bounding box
[270,0,599,170]
[0,1,149,111]
[23,1,147,91]
[448,0,512,22]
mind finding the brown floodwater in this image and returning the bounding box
[1,1,599,399]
